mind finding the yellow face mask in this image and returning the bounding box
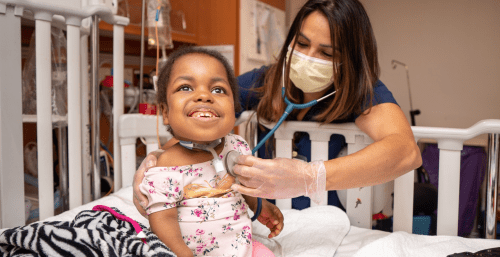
[286,47,335,93]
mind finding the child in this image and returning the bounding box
[139,47,283,257]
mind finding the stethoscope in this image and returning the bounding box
[222,61,337,220]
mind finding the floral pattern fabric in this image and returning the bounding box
[140,134,253,257]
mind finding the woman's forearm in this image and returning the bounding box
[324,132,422,191]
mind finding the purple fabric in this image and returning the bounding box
[421,144,487,237]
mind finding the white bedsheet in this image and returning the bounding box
[334,226,390,257]
[37,186,353,256]
[353,231,500,257]
[252,204,350,256]
[6,186,497,257]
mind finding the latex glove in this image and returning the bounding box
[133,150,164,216]
[257,200,284,239]
[230,155,326,205]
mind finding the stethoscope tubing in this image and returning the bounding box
[246,62,335,221]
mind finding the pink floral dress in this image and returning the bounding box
[140,134,253,257]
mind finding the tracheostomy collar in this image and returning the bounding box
[179,139,225,173]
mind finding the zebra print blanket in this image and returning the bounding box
[0,207,175,257]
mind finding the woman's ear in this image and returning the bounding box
[159,103,169,125]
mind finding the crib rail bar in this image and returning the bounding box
[437,148,462,236]
[310,140,329,207]
[0,0,129,26]
[393,171,414,233]
[485,134,499,239]
[0,6,25,228]
[67,23,83,209]
[275,138,293,210]
[117,115,173,189]
[344,135,373,229]
[81,34,92,205]
[412,119,500,141]
[121,144,137,190]
[113,24,125,192]
[90,15,101,201]
[118,114,171,139]
[36,17,55,220]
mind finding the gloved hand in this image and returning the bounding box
[230,155,326,205]
[133,150,164,216]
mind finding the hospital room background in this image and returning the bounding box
[2,0,500,242]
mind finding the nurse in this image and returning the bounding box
[133,0,422,214]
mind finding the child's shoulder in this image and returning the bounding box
[225,133,247,142]
[225,133,249,146]
[225,133,251,154]
[157,144,191,168]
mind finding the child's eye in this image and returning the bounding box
[178,85,192,91]
[211,87,226,94]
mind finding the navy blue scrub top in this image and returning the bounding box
[236,66,398,210]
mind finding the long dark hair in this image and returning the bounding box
[255,0,379,123]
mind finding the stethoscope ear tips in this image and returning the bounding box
[224,150,241,177]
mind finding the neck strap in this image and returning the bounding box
[178,138,225,173]
[179,139,222,151]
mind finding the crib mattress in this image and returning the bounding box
[43,186,356,256]
[4,186,498,256]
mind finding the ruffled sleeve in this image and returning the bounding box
[139,168,184,215]
[230,134,252,155]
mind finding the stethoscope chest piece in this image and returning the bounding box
[224,150,241,177]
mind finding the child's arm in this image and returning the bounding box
[241,195,284,238]
[149,208,193,257]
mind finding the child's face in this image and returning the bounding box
[162,53,236,144]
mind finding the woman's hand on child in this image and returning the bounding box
[231,155,327,205]
[133,150,164,216]
[257,200,284,239]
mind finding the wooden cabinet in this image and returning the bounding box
[169,0,198,44]
[99,0,199,44]
[98,0,285,75]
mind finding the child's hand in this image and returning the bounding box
[256,200,284,239]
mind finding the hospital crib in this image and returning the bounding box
[1,0,500,242]
[117,112,500,238]
[0,0,128,227]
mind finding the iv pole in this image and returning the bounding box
[392,60,420,126]
[139,0,146,106]
[392,60,429,185]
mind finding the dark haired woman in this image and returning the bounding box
[133,0,422,214]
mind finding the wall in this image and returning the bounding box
[286,0,500,129]
[286,0,307,27]
[360,0,500,129]
[239,0,286,75]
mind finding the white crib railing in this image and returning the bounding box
[117,113,500,237]
[0,0,497,238]
[265,117,500,236]
[0,0,128,228]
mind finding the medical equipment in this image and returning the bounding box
[146,0,173,49]
[223,61,337,221]
[221,61,335,221]
[392,60,420,126]
[224,61,336,175]
[179,139,225,174]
